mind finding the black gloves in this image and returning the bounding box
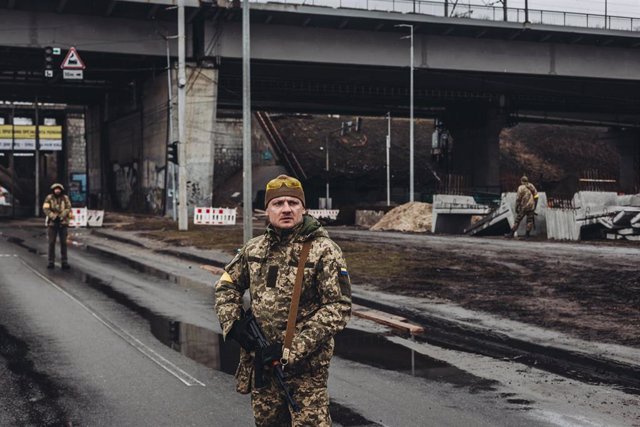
[228,316,257,352]
[257,343,282,368]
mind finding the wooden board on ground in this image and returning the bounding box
[352,304,424,335]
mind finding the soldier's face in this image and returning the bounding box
[53,188,61,196]
[266,196,305,229]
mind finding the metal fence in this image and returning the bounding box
[255,0,640,32]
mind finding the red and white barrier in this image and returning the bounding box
[69,208,87,227]
[67,208,104,227]
[307,209,340,221]
[194,207,237,225]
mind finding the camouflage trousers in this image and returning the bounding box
[251,368,331,427]
[47,225,68,264]
[513,210,535,232]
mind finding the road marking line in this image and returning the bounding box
[19,259,206,387]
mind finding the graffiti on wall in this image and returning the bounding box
[186,180,211,207]
[113,162,138,210]
[143,159,166,215]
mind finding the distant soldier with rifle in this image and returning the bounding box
[42,183,72,269]
[506,175,539,238]
[214,174,352,426]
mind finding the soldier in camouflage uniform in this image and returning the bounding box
[506,176,539,238]
[215,174,352,426]
[42,183,72,269]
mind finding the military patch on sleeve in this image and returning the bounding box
[43,203,50,209]
[220,272,234,284]
[338,267,351,297]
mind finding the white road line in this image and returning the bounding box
[19,258,206,387]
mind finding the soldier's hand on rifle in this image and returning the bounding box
[258,343,282,368]
[228,316,258,352]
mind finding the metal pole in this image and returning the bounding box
[11,104,15,218]
[524,0,529,23]
[605,0,608,29]
[325,136,330,208]
[35,97,40,217]
[386,112,391,206]
[242,0,253,242]
[177,0,188,231]
[166,39,177,221]
[409,24,414,202]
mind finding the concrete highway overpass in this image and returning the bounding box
[0,0,638,214]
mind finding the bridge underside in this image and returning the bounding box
[217,59,640,121]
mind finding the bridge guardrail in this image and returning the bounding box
[257,0,640,32]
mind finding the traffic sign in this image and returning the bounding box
[63,69,83,80]
[60,47,86,70]
[44,69,53,78]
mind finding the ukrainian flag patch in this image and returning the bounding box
[339,268,349,276]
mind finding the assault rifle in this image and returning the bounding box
[245,309,301,413]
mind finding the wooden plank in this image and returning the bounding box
[352,306,425,335]
[200,264,225,275]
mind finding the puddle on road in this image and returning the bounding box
[79,273,238,375]
[78,272,533,420]
[334,329,499,394]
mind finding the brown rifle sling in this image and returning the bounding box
[281,240,312,366]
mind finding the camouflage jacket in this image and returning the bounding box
[215,215,351,390]
[516,183,538,213]
[43,193,72,227]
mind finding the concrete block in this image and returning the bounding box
[546,208,580,241]
[617,228,640,236]
[432,194,490,234]
[616,194,640,207]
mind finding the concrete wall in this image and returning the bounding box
[183,67,218,211]
[447,109,504,195]
[615,130,640,194]
[142,73,170,215]
[108,111,142,211]
[85,105,103,208]
[66,114,86,175]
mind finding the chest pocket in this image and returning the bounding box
[266,265,279,288]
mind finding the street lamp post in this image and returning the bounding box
[242,0,253,242]
[320,137,330,209]
[386,112,391,206]
[396,24,415,202]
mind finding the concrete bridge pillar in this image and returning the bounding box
[181,67,218,213]
[615,129,640,194]
[445,107,505,196]
[85,66,219,215]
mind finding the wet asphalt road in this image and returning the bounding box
[0,229,638,426]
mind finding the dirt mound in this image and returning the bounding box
[370,202,432,232]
